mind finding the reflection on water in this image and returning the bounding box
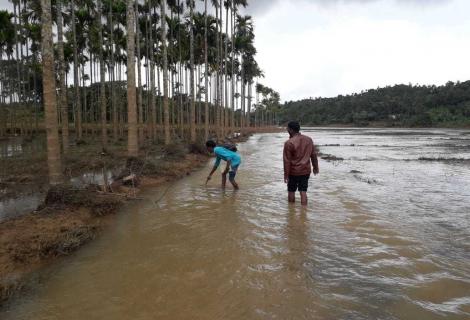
[70,170,114,188]
[0,170,114,222]
[0,137,45,158]
[0,194,43,221]
[1,128,469,319]
[0,137,116,221]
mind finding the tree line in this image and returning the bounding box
[279,81,470,128]
[0,0,279,184]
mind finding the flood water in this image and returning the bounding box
[2,128,470,319]
[0,136,114,221]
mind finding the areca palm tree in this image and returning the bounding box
[230,0,246,130]
[70,0,82,139]
[134,0,144,142]
[97,0,108,147]
[3,0,274,150]
[186,0,196,142]
[147,0,157,140]
[40,0,62,184]
[0,10,15,105]
[235,14,258,127]
[55,0,69,151]
[203,0,209,140]
[127,0,138,156]
[160,0,170,145]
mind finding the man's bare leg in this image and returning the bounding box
[222,174,227,189]
[288,192,295,203]
[300,192,308,206]
[230,179,239,190]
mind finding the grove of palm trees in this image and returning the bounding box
[0,1,281,305]
[0,0,280,184]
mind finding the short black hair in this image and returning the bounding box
[287,121,300,133]
[206,140,216,148]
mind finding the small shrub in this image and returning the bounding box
[163,143,187,158]
[188,143,207,154]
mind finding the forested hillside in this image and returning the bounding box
[279,81,470,127]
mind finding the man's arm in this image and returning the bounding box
[283,142,292,183]
[206,157,221,182]
[311,140,319,175]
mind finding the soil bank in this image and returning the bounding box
[0,129,276,307]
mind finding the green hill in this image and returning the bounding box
[279,81,470,127]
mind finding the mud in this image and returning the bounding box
[0,151,209,307]
[0,128,270,307]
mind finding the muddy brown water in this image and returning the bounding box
[0,135,114,221]
[1,128,470,319]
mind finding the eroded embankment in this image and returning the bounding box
[0,129,269,307]
[0,151,209,306]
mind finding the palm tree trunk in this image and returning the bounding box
[109,1,118,142]
[177,0,184,138]
[149,1,157,140]
[189,1,196,143]
[145,11,150,135]
[127,0,138,157]
[157,65,162,126]
[13,3,21,104]
[56,0,69,152]
[179,62,184,138]
[161,0,170,145]
[150,61,156,139]
[224,3,229,134]
[247,80,252,127]
[204,0,209,141]
[97,0,107,147]
[40,0,62,184]
[135,0,143,143]
[219,0,224,137]
[71,0,82,140]
[231,3,235,132]
[240,59,245,128]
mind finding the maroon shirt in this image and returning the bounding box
[283,133,319,178]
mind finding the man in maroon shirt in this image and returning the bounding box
[283,121,319,206]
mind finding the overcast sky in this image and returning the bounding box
[242,0,470,101]
[2,0,469,101]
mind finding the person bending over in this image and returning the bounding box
[283,121,319,206]
[205,140,241,189]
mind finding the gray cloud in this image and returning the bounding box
[244,0,451,15]
[0,0,12,10]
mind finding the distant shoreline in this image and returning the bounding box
[301,123,470,129]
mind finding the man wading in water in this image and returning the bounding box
[283,121,319,205]
[205,140,241,189]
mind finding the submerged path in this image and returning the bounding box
[2,129,470,319]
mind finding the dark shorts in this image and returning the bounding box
[229,165,239,181]
[287,175,310,192]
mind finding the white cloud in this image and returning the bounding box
[251,0,470,101]
[245,0,451,15]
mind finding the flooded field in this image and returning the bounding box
[1,128,469,319]
[0,136,114,221]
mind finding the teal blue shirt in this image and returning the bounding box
[213,147,241,168]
